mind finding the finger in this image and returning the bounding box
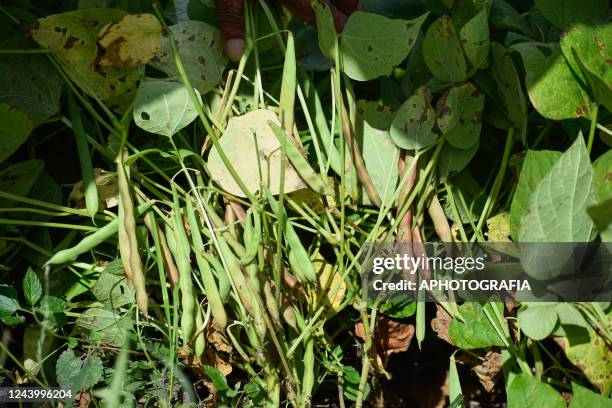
[215,0,245,61]
[330,0,361,16]
[278,0,349,31]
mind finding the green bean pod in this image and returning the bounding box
[279,31,296,136]
[204,203,246,258]
[67,92,98,219]
[117,158,148,317]
[117,199,133,282]
[239,210,261,266]
[216,236,255,316]
[265,188,317,283]
[185,199,228,331]
[269,122,332,196]
[203,253,231,303]
[143,212,179,287]
[171,186,195,344]
[263,280,280,323]
[44,202,152,266]
[194,301,205,359]
[301,337,315,406]
[164,223,178,257]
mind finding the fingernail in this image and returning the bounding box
[225,38,244,62]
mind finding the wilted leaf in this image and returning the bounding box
[513,42,591,120]
[355,315,414,356]
[507,373,565,408]
[437,82,484,149]
[96,13,161,69]
[0,160,44,207]
[69,168,118,210]
[30,9,141,100]
[423,15,468,83]
[449,302,505,349]
[0,53,62,124]
[510,150,561,238]
[0,104,32,163]
[133,80,201,137]
[519,137,595,242]
[357,101,399,204]
[431,304,452,344]
[460,9,490,69]
[390,87,438,150]
[341,12,427,81]
[207,109,307,197]
[534,0,608,29]
[151,20,227,94]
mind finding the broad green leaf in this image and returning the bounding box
[314,2,337,60]
[0,53,62,124]
[207,109,307,197]
[507,374,565,408]
[510,150,561,239]
[23,267,42,306]
[552,303,590,337]
[0,285,20,318]
[438,138,480,178]
[341,11,427,81]
[517,302,559,340]
[357,101,399,204]
[0,104,32,163]
[0,159,44,207]
[92,259,134,308]
[40,295,68,313]
[56,349,103,399]
[390,87,438,150]
[133,80,201,137]
[519,137,595,242]
[561,326,612,395]
[151,20,227,94]
[513,42,592,120]
[423,15,468,83]
[534,0,608,29]
[96,13,161,69]
[460,9,490,69]
[490,42,526,126]
[30,9,141,100]
[569,383,612,407]
[561,22,612,113]
[436,82,484,149]
[203,365,230,391]
[593,150,612,202]
[448,302,505,349]
[75,308,132,347]
[489,0,531,36]
[587,198,612,242]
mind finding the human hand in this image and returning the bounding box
[215,0,361,61]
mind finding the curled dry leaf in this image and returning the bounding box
[431,304,453,345]
[471,350,502,392]
[96,13,161,70]
[69,168,118,210]
[355,315,415,357]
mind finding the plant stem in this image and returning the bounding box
[587,104,599,154]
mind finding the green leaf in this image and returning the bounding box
[151,20,227,95]
[30,9,141,100]
[587,198,612,242]
[460,9,490,69]
[343,365,371,401]
[513,42,592,120]
[444,170,486,224]
[340,11,427,81]
[437,139,480,178]
[449,302,505,349]
[40,295,68,313]
[489,0,531,36]
[519,137,595,242]
[593,150,612,202]
[0,104,33,164]
[0,285,20,317]
[534,0,608,29]
[561,326,612,395]
[569,383,612,407]
[390,87,438,150]
[423,15,468,83]
[490,42,526,126]
[207,109,307,197]
[92,259,134,308]
[23,267,42,306]
[0,53,62,124]
[357,101,399,204]
[203,365,229,391]
[133,80,201,137]
[510,150,561,239]
[517,302,559,340]
[56,349,103,398]
[0,159,44,207]
[75,308,132,347]
[314,1,337,60]
[507,373,565,408]
[436,82,484,149]
[561,22,612,113]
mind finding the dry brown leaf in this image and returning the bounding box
[431,304,453,345]
[472,351,502,392]
[206,325,232,354]
[69,168,118,210]
[355,315,415,357]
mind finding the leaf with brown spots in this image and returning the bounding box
[30,9,142,100]
[96,13,161,70]
[151,20,227,94]
[436,82,484,149]
[423,15,469,83]
[390,87,438,151]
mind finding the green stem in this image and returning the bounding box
[587,104,599,154]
